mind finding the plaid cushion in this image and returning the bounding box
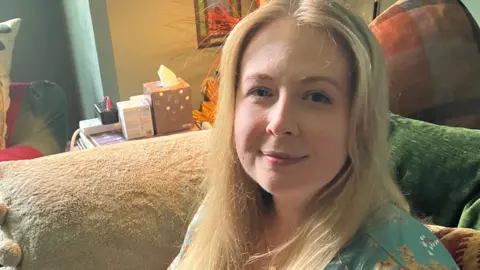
[369,0,480,129]
[427,225,480,270]
[8,81,68,156]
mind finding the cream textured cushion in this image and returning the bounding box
[0,18,21,149]
[0,130,209,269]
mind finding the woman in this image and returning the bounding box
[169,0,458,269]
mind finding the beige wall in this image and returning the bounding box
[348,0,399,22]
[106,0,220,108]
[357,0,480,21]
[378,0,397,14]
[348,0,374,22]
[104,0,409,109]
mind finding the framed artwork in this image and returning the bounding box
[194,0,243,48]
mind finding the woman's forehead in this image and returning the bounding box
[240,18,350,83]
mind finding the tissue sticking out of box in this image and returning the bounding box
[157,65,179,88]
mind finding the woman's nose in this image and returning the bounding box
[265,99,299,137]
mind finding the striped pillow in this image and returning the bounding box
[0,18,21,149]
[427,225,480,270]
[369,0,480,129]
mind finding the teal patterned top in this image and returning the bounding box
[169,203,459,269]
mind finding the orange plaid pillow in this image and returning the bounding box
[427,225,480,270]
[369,0,480,129]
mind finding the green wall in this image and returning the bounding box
[0,0,121,129]
[0,0,80,133]
[62,0,102,120]
[62,0,119,120]
[87,0,120,108]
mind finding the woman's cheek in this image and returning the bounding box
[236,103,267,131]
[235,104,267,148]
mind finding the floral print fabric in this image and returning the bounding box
[169,204,459,269]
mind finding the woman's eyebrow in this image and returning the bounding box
[243,73,274,82]
[299,75,340,88]
[242,73,340,89]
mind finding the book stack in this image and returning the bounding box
[74,117,204,150]
[76,118,125,150]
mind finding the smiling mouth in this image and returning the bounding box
[261,151,308,166]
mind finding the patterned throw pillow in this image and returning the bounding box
[427,225,480,270]
[0,18,21,149]
[369,0,480,129]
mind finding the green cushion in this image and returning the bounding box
[389,114,480,229]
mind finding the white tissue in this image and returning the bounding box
[158,65,179,87]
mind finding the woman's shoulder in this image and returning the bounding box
[180,204,205,245]
[168,204,206,269]
[329,203,459,269]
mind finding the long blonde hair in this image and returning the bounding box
[179,0,409,269]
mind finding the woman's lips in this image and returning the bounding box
[261,151,308,166]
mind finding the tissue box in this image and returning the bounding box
[129,95,149,102]
[116,99,154,140]
[143,78,194,135]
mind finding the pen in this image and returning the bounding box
[105,96,112,111]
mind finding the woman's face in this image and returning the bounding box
[234,18,352,202]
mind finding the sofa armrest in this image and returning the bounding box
[0,130,209,269]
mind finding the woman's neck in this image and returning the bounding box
[256,198,306,270]
[263,195,309,247]
[274,200,303,230]
[275,193,311,224]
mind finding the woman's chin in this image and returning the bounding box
[256,176,298,195]
[254,172,326,200]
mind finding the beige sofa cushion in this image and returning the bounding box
[0,130,209,269]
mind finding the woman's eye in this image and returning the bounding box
[248,87,273,98]
[304,92,332,104]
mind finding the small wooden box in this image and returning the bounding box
[143,78,194,135]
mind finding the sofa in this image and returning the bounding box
[0,115,478,269]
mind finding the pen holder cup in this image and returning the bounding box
[95,103,119,125]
